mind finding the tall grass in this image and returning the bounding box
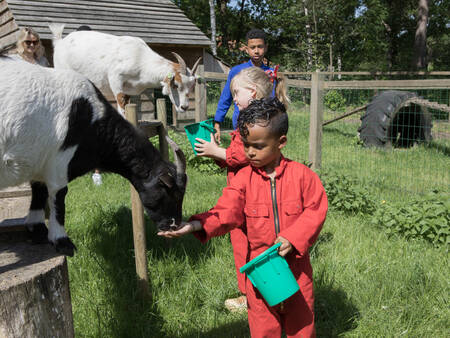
[64,110,449,337]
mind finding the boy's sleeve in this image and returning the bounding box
[214,69,236,123]
[279,169,328,257]
[189,170,247,243]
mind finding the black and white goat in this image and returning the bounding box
[0,57,187,256]
[49,24,201,113]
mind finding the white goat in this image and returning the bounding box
[49,23,201,113]
[0,57,187,256]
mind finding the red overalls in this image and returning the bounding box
[192,157,328,337]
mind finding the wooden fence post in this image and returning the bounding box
[309,71,325,170]
[195,64,207,122]
[156,98,169,161]
[124,103,151,300]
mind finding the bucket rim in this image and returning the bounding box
[184,118,215,133]
[239,242,282,273]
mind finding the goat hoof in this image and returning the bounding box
[54,237,77,257]
[27,223,49,244]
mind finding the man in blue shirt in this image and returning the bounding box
[214,29,273,142]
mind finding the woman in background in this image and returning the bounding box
[12,27,49,66]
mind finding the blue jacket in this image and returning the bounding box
[214,60,273,129]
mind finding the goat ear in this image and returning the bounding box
[159,173,174,188]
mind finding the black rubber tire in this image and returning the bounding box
[358,90,432,147]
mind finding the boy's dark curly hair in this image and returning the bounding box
[246,29,267,43]
[238,97,288,138]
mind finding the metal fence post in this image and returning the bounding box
[309,71,325,170]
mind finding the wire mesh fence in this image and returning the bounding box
[203,72,450,200]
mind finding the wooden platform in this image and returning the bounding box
[0,184,31,225]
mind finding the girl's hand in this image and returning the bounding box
[157,221,202,238]
[194,133,226,161]
[274,236,293,257]
[214,122,221,143]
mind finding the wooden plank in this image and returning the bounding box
[0,9,12,26]
[308,72,325,170]
[0,20,18,39]
[283,71,450,76]
[16,19,204,36]
[0,189,31,199]
[324,79,450,89]
[0,0,7,12]
[11,10,195,27]
[124,103,151,300]
[0,30,18,49]
[10,7,191,24]
[8,1,183,17]
[204,71,228,81]
[287,79,312,88]
[156,99,169,161]
[195,64,207,122]
[0,218,27,233]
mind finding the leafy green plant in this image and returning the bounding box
[186,153,225,174]
[324,90,347,112]
[319,170,376,215]
[371,190,450,247]
[151,129,225,175]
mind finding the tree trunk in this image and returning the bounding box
[303,0,313,71]
[412,0,428,69]
[209,0,217,56]
[0,232,74,338]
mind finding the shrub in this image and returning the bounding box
[152,129,225,175]
[319,171,376,215]
[371,190,449,247]
[324,90,346,112]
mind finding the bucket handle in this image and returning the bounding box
[199,119,215,133]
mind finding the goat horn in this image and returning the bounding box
[191,57,202,75]
[172,52,187,75]
[165,135,186,174]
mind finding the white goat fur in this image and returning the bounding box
[49,24,199,113]
[0,57,188,254]
[0,58,101,242]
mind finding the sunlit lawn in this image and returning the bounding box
[65,105,449,337]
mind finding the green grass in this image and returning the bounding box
[63,110,449,337]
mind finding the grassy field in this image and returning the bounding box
[64,108,449,337]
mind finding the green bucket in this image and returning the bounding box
[240,242,300,306]
[184,119,216,155]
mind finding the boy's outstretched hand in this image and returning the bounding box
[157,221,202,238]
[274,236,293,257]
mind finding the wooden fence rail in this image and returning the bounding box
[198,70,450,169]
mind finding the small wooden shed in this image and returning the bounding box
[0,0,217,126]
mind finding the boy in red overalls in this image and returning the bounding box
[159,97,328,338]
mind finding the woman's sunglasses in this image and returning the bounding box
[24,40,39,46]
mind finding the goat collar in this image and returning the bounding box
[166,72,174,80]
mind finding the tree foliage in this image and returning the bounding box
[172,0,450,71]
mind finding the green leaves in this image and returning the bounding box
[319,170,376,215]
[371,190,450,247]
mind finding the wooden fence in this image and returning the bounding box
[195,70,450,170]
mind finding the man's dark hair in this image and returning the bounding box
[246,29,266,43]
[238,97,288,138]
